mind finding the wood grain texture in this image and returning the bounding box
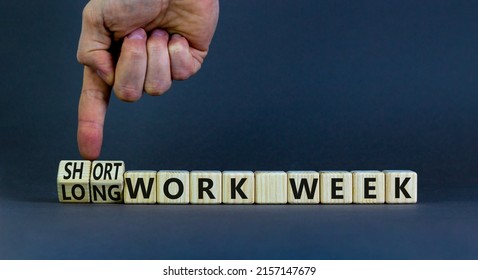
[90,160,125,203]
[384,170,417,203]
[124,171,157,204]
[287,171,320,204]
[55,159,418,206]
[255,171,287,204]
[222,171,254,204]
[190,171,222,204]
[320,171,352,204]
[157,170,190,204]
[57,160,91,203]
[352,171,385,204]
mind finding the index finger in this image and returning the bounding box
[77,66,111,160]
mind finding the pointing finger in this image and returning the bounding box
[77,66,111,160]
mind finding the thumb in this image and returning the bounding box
[78,66,111,160]
[77,3,115,86]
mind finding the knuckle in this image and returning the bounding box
[168,43,185,56]
[125,48,146,61]
[81,89,106,102]
[76,51,103,69]
[77,51,85,64]
[114,84,142,102]
[173,67,197,81]
[147,43,163,54]
[82,3,97,25]
[144,80,171,96]
[173,72,191,81]
[78,118,103,131]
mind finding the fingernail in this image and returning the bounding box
[127,29,146,40]
[152,29,167,38]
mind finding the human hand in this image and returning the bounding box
[76,0,219,159]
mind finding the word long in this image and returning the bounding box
[57,160,417,204]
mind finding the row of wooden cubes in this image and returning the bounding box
[57,160,417,204]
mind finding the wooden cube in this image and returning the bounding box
[157,170,190,204]
[255,171,287,204]
[90,161,125,203]
[124,171,157,204]
[57,160,91,203]
[320,171,352,204]
[222,171,254,204]
[352,171,385,204]
[190,171,222,204]
[384,170,417,203]
[287,171,320,204]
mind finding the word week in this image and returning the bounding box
[57,160,417,204]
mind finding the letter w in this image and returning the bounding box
[126,177,154,199]
[290,178,318,199]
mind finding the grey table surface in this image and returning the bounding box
[1,0,478,259]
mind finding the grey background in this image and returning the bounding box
[1,0,478,259]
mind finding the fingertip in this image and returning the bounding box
[78,123,102,160]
